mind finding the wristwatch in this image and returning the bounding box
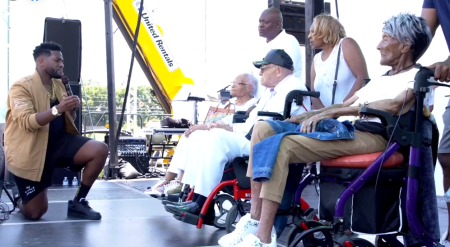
[52,106,61,116]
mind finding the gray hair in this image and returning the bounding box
[241,72,258,97]
[382,13,432,61]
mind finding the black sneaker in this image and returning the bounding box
[67,199,102,220]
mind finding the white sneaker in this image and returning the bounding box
[235,233,277,247]
[218,214,276,247]
[144,180,168,196]
[440,231,450,246]
[163,180,182,195]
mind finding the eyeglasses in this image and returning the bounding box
[231,81,248,86]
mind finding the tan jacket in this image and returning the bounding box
[5,71,79,182]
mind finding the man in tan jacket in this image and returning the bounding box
[5,42,108,221]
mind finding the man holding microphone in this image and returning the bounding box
[5,42,108,221]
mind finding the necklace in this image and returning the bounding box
[45,80,56,102]
[389,63,415,76]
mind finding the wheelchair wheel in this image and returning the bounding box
[287,220,332,247]
[225,201,251,233]
[349,238,375,247]
[213,194,236,229]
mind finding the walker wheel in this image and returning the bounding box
[287,220,332,247]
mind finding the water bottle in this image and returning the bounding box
[72,177,78,187]
[63,177,69,187]
[443,188,450,202]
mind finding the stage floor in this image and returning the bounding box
[0,178,448,247]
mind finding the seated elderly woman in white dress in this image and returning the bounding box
[162,49,311,217]
[145,72,258,196]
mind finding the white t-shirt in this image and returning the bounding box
[233,74,311,134]
[338,68,419,124]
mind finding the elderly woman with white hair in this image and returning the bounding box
[219,12,440,247]
[146,72,259,196]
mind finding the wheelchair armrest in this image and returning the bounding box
[233,113,249,123]
[257,111,284,120]
[283,90,320,119]
[359,106,395,127]
[299,90,320,99]
[234,111,247,115]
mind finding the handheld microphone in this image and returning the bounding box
[61,76,77,110]
[61,76,73,96]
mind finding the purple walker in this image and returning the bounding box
[287,66,446,247]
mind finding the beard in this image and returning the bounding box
[46,67,63,79]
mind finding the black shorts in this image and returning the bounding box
[13,133,91,204]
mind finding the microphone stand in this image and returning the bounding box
[217,84,230,93]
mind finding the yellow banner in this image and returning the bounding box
[113,0,194,112]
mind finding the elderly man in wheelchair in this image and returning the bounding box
[162,49,313,221]
[219,13,445,247]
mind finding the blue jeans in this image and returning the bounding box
[252,119,355,182]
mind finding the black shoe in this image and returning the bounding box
[164,202,201,216]
[67,199,102,220]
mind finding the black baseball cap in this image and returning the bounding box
[253,49,294,71]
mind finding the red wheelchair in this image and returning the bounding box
[161,89,322,235]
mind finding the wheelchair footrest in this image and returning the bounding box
[176,212,215,227]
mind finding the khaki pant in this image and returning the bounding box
[247,121,388,203]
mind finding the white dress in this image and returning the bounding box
[167,98,257,176]
[313,38,356,107]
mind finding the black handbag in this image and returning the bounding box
[160,117,191,128]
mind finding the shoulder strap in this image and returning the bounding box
[331,43,342,105]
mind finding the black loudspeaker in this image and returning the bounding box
[44,18,83,185]
[268,0,331,45]
[43,18,82,84]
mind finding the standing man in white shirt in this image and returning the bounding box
[254,7,306,237]
[259,8,303,80]
[253,8,304,99]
